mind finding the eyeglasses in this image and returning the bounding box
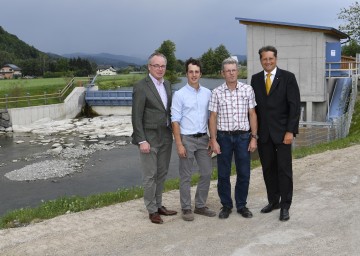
[149,64,166,70]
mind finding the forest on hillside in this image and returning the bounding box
[0,26,95,77]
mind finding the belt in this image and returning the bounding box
[217,130,249,135]
[187,133,207,138]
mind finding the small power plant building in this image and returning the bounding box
[236,18,359,146]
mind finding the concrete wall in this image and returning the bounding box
[246,25,340,121]
[8,87,86,126]
[91,106,131,116]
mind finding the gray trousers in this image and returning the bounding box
[179,135,212,210]
[140,142,172,214]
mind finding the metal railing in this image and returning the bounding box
[85,90,132,106]
[0,77,89,109]
[325,61,359,78]
[84,75,134,106]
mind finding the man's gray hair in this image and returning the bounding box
[221,57,238,70]
[148,52,167,65]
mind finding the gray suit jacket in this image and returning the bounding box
[131,75,173,147]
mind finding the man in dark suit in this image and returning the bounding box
[132,52,177,224]
[250,46,300,221]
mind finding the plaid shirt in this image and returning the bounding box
[209,81,256,131]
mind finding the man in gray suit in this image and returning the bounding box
[132,52,177,224]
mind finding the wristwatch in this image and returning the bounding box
[250,134,259,139]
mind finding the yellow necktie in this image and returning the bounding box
[266,73,272,95]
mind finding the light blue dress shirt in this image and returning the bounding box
[171,83,211,135]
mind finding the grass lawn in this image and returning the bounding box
[96,74,146,90]
[0,77,89,108]
[0,77,76,97]
[0,75,145,108]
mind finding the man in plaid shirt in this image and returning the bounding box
[209,57,258,219]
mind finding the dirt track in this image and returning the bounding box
[0,145,359,256]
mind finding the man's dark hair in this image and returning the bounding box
[185,58,202,73]
[258,46,278,59]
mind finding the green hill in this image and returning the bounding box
[0,26,47,65]
[0,26,95,77]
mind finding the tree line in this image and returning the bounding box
[154,40,244,83]
[0,26,96,78]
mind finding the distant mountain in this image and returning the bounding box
[46,52,63,59]
[61,52,147,67]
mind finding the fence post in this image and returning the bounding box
[27,92,30,106]
[59,90,62,102]
[44,91,47,105]
[5,94,8,109]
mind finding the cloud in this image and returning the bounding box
[0,0,355,60]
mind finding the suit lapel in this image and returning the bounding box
[268,68,281,96]
[257,72,268,98]
[164,81,172,110]
[145,76,166,110]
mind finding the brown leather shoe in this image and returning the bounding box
[158,206,177,216]
[149,212,163,224]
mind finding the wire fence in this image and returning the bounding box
[294,75,358,148]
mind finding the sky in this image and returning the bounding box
[0,0,356,60]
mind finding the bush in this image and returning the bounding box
[43,71,73,78]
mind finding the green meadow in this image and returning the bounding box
[0,75,145,108]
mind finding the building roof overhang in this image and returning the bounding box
[235,17,349,40]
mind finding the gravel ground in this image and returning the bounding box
[0,145,359,255]
[4,140,127,181]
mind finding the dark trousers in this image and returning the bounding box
[258,137,293,209]
[216,132,250,209]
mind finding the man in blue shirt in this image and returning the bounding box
[171,58,216,221]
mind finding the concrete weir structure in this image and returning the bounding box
[8,87,86,128]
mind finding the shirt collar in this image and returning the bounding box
[185,83,201,92]
[264,67,277,77]
[221,81,243,91]
[149,73,164,86]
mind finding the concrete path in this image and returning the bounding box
[0,145,359,256]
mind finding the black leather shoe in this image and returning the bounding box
[218,206,232,219]
[279,208,290,221]
[237,207,253,218]
[260,203,280,213]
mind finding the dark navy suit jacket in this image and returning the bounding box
[251,68,301,144]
